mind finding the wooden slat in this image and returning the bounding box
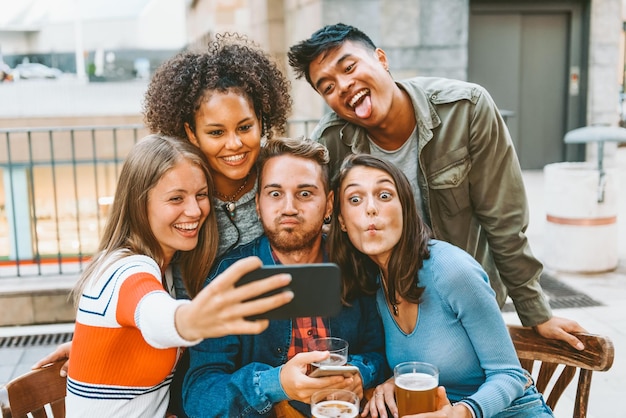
[5,360,66,418]
[508,326,614,371]
[508,325,614,417]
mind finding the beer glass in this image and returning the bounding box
[310,389,359,418]
[394,361,439,415]
[308,337,348,368]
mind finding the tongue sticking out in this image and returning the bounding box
[354,95,372,119]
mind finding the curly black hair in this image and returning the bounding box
[143,33,292,140]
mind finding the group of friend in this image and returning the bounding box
[34,23,587,418]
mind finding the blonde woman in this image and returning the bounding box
[63,135,292,417]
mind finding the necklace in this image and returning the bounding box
[214,174,249,221]
[380,275,399,316]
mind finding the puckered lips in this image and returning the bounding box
[366,223,380,235]
[348,88,372,118]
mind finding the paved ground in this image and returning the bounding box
[499,146,626,418]
[1,147,624,418]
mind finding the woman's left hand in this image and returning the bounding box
[361,377,397,418]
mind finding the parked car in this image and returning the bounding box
[12,63,63,79]
[0,62,13,82]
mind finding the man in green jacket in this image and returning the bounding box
[288,22,586,349]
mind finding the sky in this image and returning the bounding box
[0,0,153,28]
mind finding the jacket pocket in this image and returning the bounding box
[427,147,471,216]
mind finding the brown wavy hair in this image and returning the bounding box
[329,154,432,305]
[72,134,218,304]
[257,137,330,194]
[143,33,292,140]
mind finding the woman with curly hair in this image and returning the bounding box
[143,33,292,258]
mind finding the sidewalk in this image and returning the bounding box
[0,148,624,418]
[502,146,626,418]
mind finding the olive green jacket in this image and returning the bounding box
[312,76,551,327]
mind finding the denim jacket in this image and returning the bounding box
[312,76,549,327]
[182,235,386,417]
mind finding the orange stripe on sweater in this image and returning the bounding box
[116,272,164,327]
[69,322,178,386]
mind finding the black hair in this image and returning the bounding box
[144,33,291,140]
[288,23,377,87]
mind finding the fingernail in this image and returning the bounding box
[60,370,67,377]
[577,342,584,350]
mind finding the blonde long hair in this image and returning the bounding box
[72,134,218,305]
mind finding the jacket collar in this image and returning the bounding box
[313,79,442,152]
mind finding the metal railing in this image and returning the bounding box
[0,119,319,278]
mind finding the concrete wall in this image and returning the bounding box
[0,277,75,326]
[588,0,622,126]
[280,0,622,142]
[586,0,623,165]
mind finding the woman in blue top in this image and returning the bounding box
[329,154,553,418]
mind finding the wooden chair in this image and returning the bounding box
[0,360,67,418]
[508,325,614,418]
[273,401,306,418]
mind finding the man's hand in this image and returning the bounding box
[534,316,587,350]
[280,351,359,403]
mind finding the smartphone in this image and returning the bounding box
[309,365,360,378]
[237,263,342,320]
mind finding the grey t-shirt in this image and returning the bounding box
[368,127,422,216]
[214,182,263,257]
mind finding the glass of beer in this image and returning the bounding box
[310,389,359,418]
[308,337,348,368]
[394,361,439,415]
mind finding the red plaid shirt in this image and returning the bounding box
[269,249,331,359]
[287,316,329,360]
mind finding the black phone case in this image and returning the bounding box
[237,263,342,320]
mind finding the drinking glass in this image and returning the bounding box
[310,388,359,418]
[308,337,348,368]
[394,361,439,415]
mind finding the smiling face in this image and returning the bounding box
[308,40,395,128]
[256,154,333,256]
[184,89,261,193]
[147,161,210,265]
[338,166,403,269]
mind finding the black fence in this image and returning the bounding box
[0,120,318,278]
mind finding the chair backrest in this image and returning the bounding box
[0,360,67,418]
[508,325,614,418]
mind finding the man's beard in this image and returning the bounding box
[264,220,323,254]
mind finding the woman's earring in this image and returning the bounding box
[323,215,332,225]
